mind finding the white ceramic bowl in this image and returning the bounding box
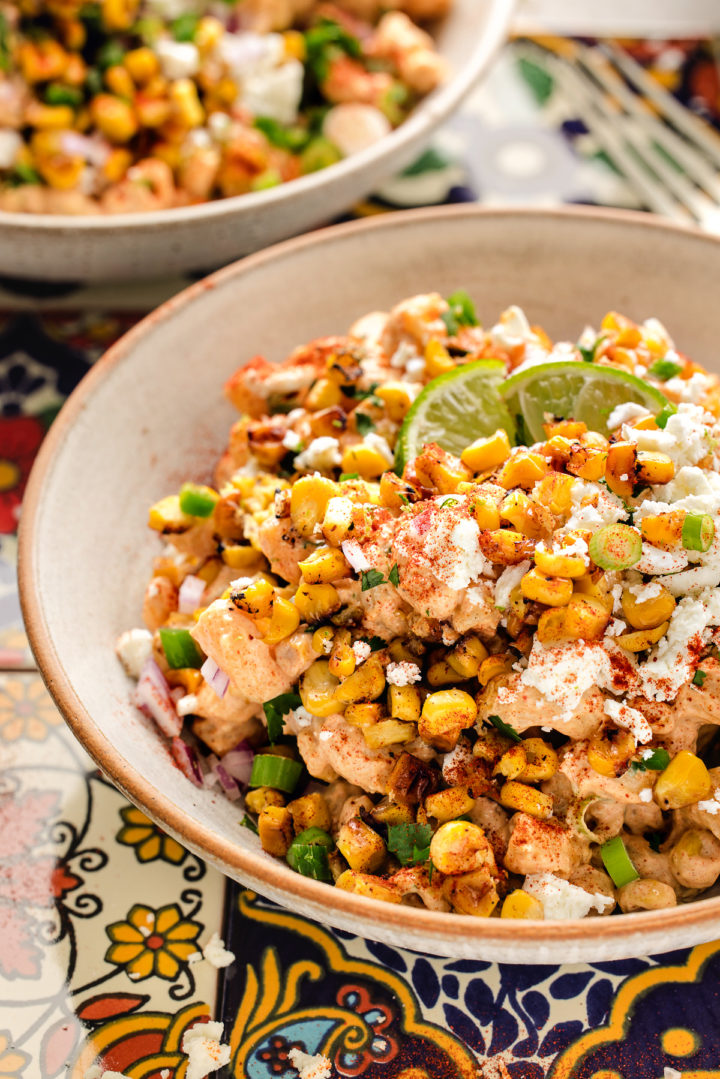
[0,0,513,283]
[20,206,720,962]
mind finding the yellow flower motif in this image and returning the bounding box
[116,806,187,865]
[0,676,62,742]
[0,1031,30,1078]
[105,903,202,981]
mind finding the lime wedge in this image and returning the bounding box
[395,360,514,472]
[500,361,669,443]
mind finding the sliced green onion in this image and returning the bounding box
[693,669,708,687]
[286,827,333,879]
[588,524,642,571]
[655,402,677,429]
[648,357,683,381]
[158,627,205,669]
[171,12,200,40]
[640,748,671,771]
[44,83,83,106]
[442,289,479,335]
[576,796,603,842]
[249,754,303,793]
[682,513,715,553]
[178,483,218,518]
[600,836,640,888]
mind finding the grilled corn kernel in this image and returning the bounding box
[375,381,414,423]
[288,792,331,834]
[473,728,513,764]
[388,639,418,663]
[169,77,204,127]
[469,493,501,530]
[635,451,675,486]
[461,429,512,473]
[616,879,677,913]
[497,451,550,490]
[500,490,543,538]
[311,626,334,654]
[414,444,471,494]
[90,94,138,142]
[37,152,85,189]
[493,744,527,780]
[105,63,134,98]
[291,475,337,537]
[364,719,416,749]
[566,444,608,481]
[447,636,488,678]
[621,586,676,630]
[258,805,294,857]
[479,529,535,566]
[335,656,386,703]
[425,786,476,822]
[388,684,422,723]
[587,730,636,777]
[293,581,341,623]
[533,472,576,515]
[519,738,558,782]
[501,889,544,919]
[232,577,274,618]
[500,781,553,820]
[337,817,386,872]
[322,495,354,546]
[605,441,637,501]
[245,787,285,813]
[371,799,414,826]
[379,471,416,509]
[148,494,192,533]
[573,571,613,610]
[521,568,573,607]
[477,654,513,685]
[419,689,477,751]
[124,45,159,83]
[345,702,385,727]
[305,377,342,411]
[429,820,494,876]
[615,621,669,652]
[335,870,401,902]
[632,415,659,431]
[341,443,389,480]
[654,750,712,810]
[300,659,340,718]
[427,659,461,687]
[534,546,587,579]
[222,544,262,570]
[329,642,356,679]
[298,545,350,584]
[425,338,455,377]
[537,593,610,644]
[544,419,587,439]
[640,512,685,549]
[443,870,499,917]
[263,596,300,644]
[542,434,574,465]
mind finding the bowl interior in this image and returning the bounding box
[21,206,720,961]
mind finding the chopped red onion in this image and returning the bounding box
[341,539,370,572]
[203,754,220,788]
[201,657,230,699]
[219,741,254,786]
[59,131,110,166]
[178,574,206,614]
[214,763,241,800]
[171,737,204,787]
[133,658,182,738]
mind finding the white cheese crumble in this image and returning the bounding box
[386,661,421,686]
[563,480,627,533]
[84,1068,131,1079]
[489,305,537,351]
[697,789,720,815]
[607,401,651,430]
[282,429,303,451]
[651,465,720,516]
[509,641,615,721]
[288,1048,332,1079]
[116,628,153,679]
[444,518,492,590]
[155,39,200,79]
[341,539,370,572]
[636,544,688,576]
[664,1069,682,1079]
[638,788,653,803]
[662,371,712,403]
[294,437,341,473]
[283,705,314,734]
[363,431,394,465]
[177,694,199,717]
[390,341,420,369]
[352,641,371,664]
[523,874,614,919]
[627,403,713,468]
[640,587,720,701]
[240,58,305,125]
[628,581,662,601]
[202,932,235,969]
[494,561,531,611]
[0,130,21,169]
[181,1021,231,1079]
[604,698,652,744]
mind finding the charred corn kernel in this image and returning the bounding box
[583,431,609,450]
[615,621,669,652]
[62,19,87,51]
[500,781,553,820]
[429,820,494,876]
[640,511,685,549]
[65,54,88,87]
[388,640,418,663]
[337,818,386,873]
[291,475,337,537]
[90,94,138,142]
[321,495,354,545]
[602,310,635,334]
[480,528,535,566]
[419,689,477,751]
[165,667,202,693]
[232,577,274,619]
[124,46,159,83]
[469,493,501,530]
[388,684,422,723]
[654,750,712,809]
[573,571,613,610]
[477,654,513,685]
[300,659,340,718]
[364,719,416,749]
[461,429,512,473]
[19,41,68,84]
[329,643,356,679]
[425,786,476,822]
[621,586,676,630]
[345,702,384,727]
[298,546,350,584]
[493,744,527,780]
[534,546,587,579]
[519,738,558,782]
[148,495,192,533]
[341,443,389,480]
[169,78,204,128]
[566,444,608,481]
[378,471,414,509]
[497,451,550,490]
[294,582,341,623]
[473,728,513,763]
[521,568,573,607]
[195,15,224,50]
[375,381,414,423]
[263,597,300,644]
[335,870,401,902]
[543,434,575,465]
[221,544,261,570]
[335,656,386,703]
[105,64,134,98]
[134,96,172,128]
[25,102,74,129]
[443,870,499,917]
[414,445,471,494]
[102,0,138,30]
[425,338,455,377]
[500,490,543,538]
[427,659,462,686]
[587,730,636,777]
[288,792,331,834]
[258,805,294,857]
[544,419,587,439]
[371,799,414,826]
[635,451,675,485]
[533,471,576,515]
[311,626,334,655]
[537,593,610,644]
[632,415,659,431]
[282,28,306,59]
[305,377,343,411]
[605,441,637,501]
[36,153,85,189]
[245,787,285,813]
[501,889,544,919]
[102,146,132,183]
[448,636,488,678]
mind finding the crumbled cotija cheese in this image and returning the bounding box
[628,403,713,467]
[640,588,720,701]
[607,401,651,430]
[638,789,653,803]
[604,698,652,744]
[386,661,421,686]
[523,874,613,919]
[352,641,371,664]
[494,561,531,611]
[628,581,662,602]
[294,438,341,473]
[115,628,153,679]
[697,790,720,815]
[202,932,235,969]
[489,305,536,351]
[181,1021,231,1079]
[563,481,627,533]
[288,1048,332,1079]
[512,641,615,720]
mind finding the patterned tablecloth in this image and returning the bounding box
[2,36,720,1079]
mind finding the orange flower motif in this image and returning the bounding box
[0,1031,29,1078]
[105,903,201,981]
[116,806,187,866]
[0,677,62,742]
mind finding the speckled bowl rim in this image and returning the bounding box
[19,204,720,950]
[0,0,513,234]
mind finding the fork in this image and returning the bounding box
[517,37,720,232]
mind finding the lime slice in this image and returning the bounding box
[395,360,514,472]
[500,361,669,443]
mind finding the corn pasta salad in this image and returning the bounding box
[118,291,720,920]
[0,0,447,214]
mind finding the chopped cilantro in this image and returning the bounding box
[172,12,200,39]
[254,116,309,152]
[399,493,411,506]
[387,822,433,866]
[577,335,604,362]
[655,402,678,429]
[693,669,707,687]
[360,635,387,652]
[355,412,375,436]
[441,290,478,335]
[339,472,360,481]
[344,381,381,401]
[240,814,258,834]
[631,748,671,772]
[487,714,522,743]
[304,19,362,83]
[263,691,303,743]
[648,357,683,381]
[440,497,460,507]
[388,563,400,587]
[361,568,385,591]
[0,13,9,72]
